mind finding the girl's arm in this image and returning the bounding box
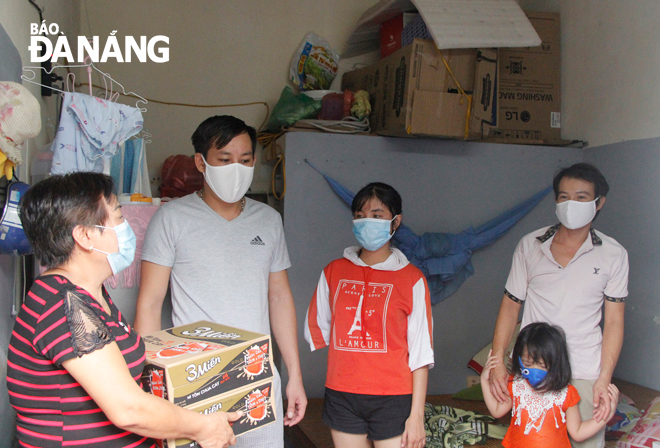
[304,270,332,351]
[566,384,619,442]
[401,366,429,448]
[481,351,513,418]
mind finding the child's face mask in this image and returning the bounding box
[519,356,548,387]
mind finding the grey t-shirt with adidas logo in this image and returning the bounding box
[142,193,291,335]
[142,193,291,447]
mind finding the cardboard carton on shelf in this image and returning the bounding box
[342,39,497,140]
[142,321,273,408]
[487,11,566,145]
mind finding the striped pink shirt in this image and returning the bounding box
[7,275,154,447]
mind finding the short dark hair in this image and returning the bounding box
[351,182,402,217]
[553,163,610,201]
[191,115,257,158]
[511,322,572,393]
[19,172,114,269]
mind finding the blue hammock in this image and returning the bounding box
[306,160,552,304]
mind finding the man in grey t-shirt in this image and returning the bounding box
[135,115,307,448]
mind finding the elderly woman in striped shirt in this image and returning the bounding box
[7,172,240,448]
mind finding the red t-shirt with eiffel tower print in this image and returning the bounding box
[305,247,434,395]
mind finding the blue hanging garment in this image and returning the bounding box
[110,138,150,196]
[305,160,552,304]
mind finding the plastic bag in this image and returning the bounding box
[351,90,371,120]
[160,154,203,198]
[290,32,340,91]
[266,86,322,132]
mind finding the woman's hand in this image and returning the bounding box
[195,411,242,448]
[401,412,426,448]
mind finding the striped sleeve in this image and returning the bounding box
[30,279,77,367]
[33,287,113,367]
[407,276,434,371]
[304,269,332,351]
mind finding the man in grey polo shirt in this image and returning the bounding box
[134,115,307,448]
[489,163,628,448]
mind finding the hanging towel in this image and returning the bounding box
[122,139,135,192]
[51,92,143,174]
[130,138,151,196]
[110,138,151,196]
[306,159,552,304]
[110,141,124,191]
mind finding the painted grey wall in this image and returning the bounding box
[282,131,583,398]
[585,137,660,391]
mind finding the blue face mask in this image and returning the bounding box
[519,356,548,388]
[93,220,137,276]
[352,216,398,251]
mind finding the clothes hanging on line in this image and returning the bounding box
[51,92,143,175]
[110,138,151,196]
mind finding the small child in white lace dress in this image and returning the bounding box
[480,322,618,448]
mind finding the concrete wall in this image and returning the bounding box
[282,131,583,398]
[79,0,378,195]
[520,0,660,148]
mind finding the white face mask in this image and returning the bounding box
[203,158,254,204]
[555,197,600,230]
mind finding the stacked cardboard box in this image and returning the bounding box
[343,11,566,145]
[342,38,497,140]
[487,11,562,144]
[142,321,276,448]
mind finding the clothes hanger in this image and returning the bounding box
[22,61,148,112]
[130,129,152,144]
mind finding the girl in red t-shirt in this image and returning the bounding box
[481,322,618,447]
[306,182,433,448]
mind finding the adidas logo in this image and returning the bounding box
[250,236,265,246]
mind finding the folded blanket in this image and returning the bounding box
[424,404,507,448]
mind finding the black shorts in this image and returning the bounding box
[322,387,413,441]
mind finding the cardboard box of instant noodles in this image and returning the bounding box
[161,379,276,447]
[141,321,273,408]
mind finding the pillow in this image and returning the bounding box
[452,383,484,401]
[468,322,521,374]
[605,396,642,441]
[615,396,660,447]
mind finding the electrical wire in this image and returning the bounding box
[271,151,285,201]
[257,116,370,200]
[258,132,286,200]
[77,82,270,132]
[295,116,370,134]
[27,0,43,23]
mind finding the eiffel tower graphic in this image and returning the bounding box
[348,293,369,336]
